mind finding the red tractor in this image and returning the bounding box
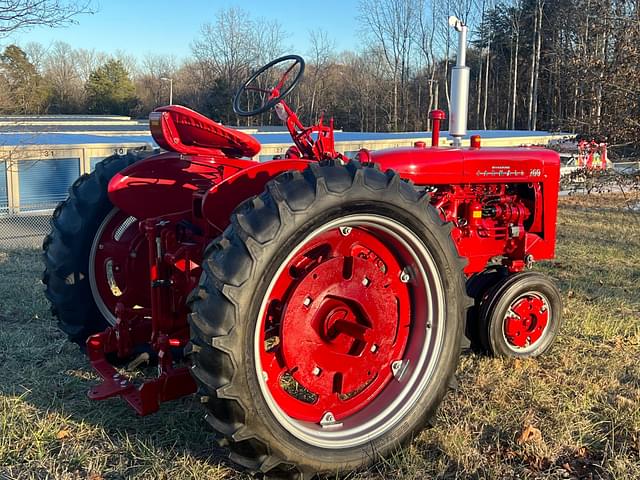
[43,20,562,479]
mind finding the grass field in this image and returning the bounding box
[1,193,639,480]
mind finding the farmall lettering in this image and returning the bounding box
[42,17,562,480]
[476,166,526,177]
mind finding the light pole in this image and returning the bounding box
[160,77,173,105]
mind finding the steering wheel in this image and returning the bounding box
[233,55,305,117]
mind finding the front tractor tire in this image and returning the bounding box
[479,272,562,358]
[188,162,470,478]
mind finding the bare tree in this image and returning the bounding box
[113,49,138,77]
[192,7,256,89]
[508,1,522,129]
[416,0,440,130]
[527,0,544,130]
[305,29,336,123]
[74,48,106,83]
[0,0,94,36]
[191,7,288,124]
[22,41,48,72]
[358,0,420,131]
[44,41,83,112]
[136,53,177,113]
[253,17,289,66]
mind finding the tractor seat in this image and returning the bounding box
[149,105,261,158]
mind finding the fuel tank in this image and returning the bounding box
[370,146,560,185]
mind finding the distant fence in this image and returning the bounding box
[0,143,148,249]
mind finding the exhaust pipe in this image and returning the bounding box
[448,16,469,147]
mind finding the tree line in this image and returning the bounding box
[0,1,638,153]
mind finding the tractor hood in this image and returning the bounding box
[370,146,560,185]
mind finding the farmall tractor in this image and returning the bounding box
[43,19,562,479]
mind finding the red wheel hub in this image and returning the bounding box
[259,226,413,423]
[91,210,150,319]
[503,294,549,348]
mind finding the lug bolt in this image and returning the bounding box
[400,268,410,283]
[362,277,370,287]
[312,366,321,376]
[303,296,313,307]
[391,360,402,375]
[320,411,336,425]
[370,344,378,353]
[339,227,352,236]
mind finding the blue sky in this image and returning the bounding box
[11,0,362,60]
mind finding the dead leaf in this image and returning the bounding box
[517,425,543,445]
[562,462,573,473]
[575,446,588,458]
[56,429,70,440]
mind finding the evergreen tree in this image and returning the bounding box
[85,59,138,115]
[0,45,50,114]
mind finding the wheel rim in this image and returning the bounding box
[254,214,446,448]
[89,208,150,325]
[502,291,551,353]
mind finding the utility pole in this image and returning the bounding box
[160,77,173,105]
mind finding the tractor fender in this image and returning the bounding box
[201,158,311,231]
[107,151,254,220]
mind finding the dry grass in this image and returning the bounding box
[1,193,639,479]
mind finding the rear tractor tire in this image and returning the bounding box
[42,151,150,347]
[188,161,470,478]
[478,272,562,358]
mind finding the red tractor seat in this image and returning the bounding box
[149,105,261,158]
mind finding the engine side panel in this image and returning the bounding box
[371,146,561,274]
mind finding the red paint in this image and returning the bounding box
[108,152,252,219]
[577,140,608,169]
[92,209,150,315]
[429,109,446,146]
[503,295,549,348]
[201,158,310,231]
[258,227,412,422]
[150,105,261,157]
[371,146,560,272]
